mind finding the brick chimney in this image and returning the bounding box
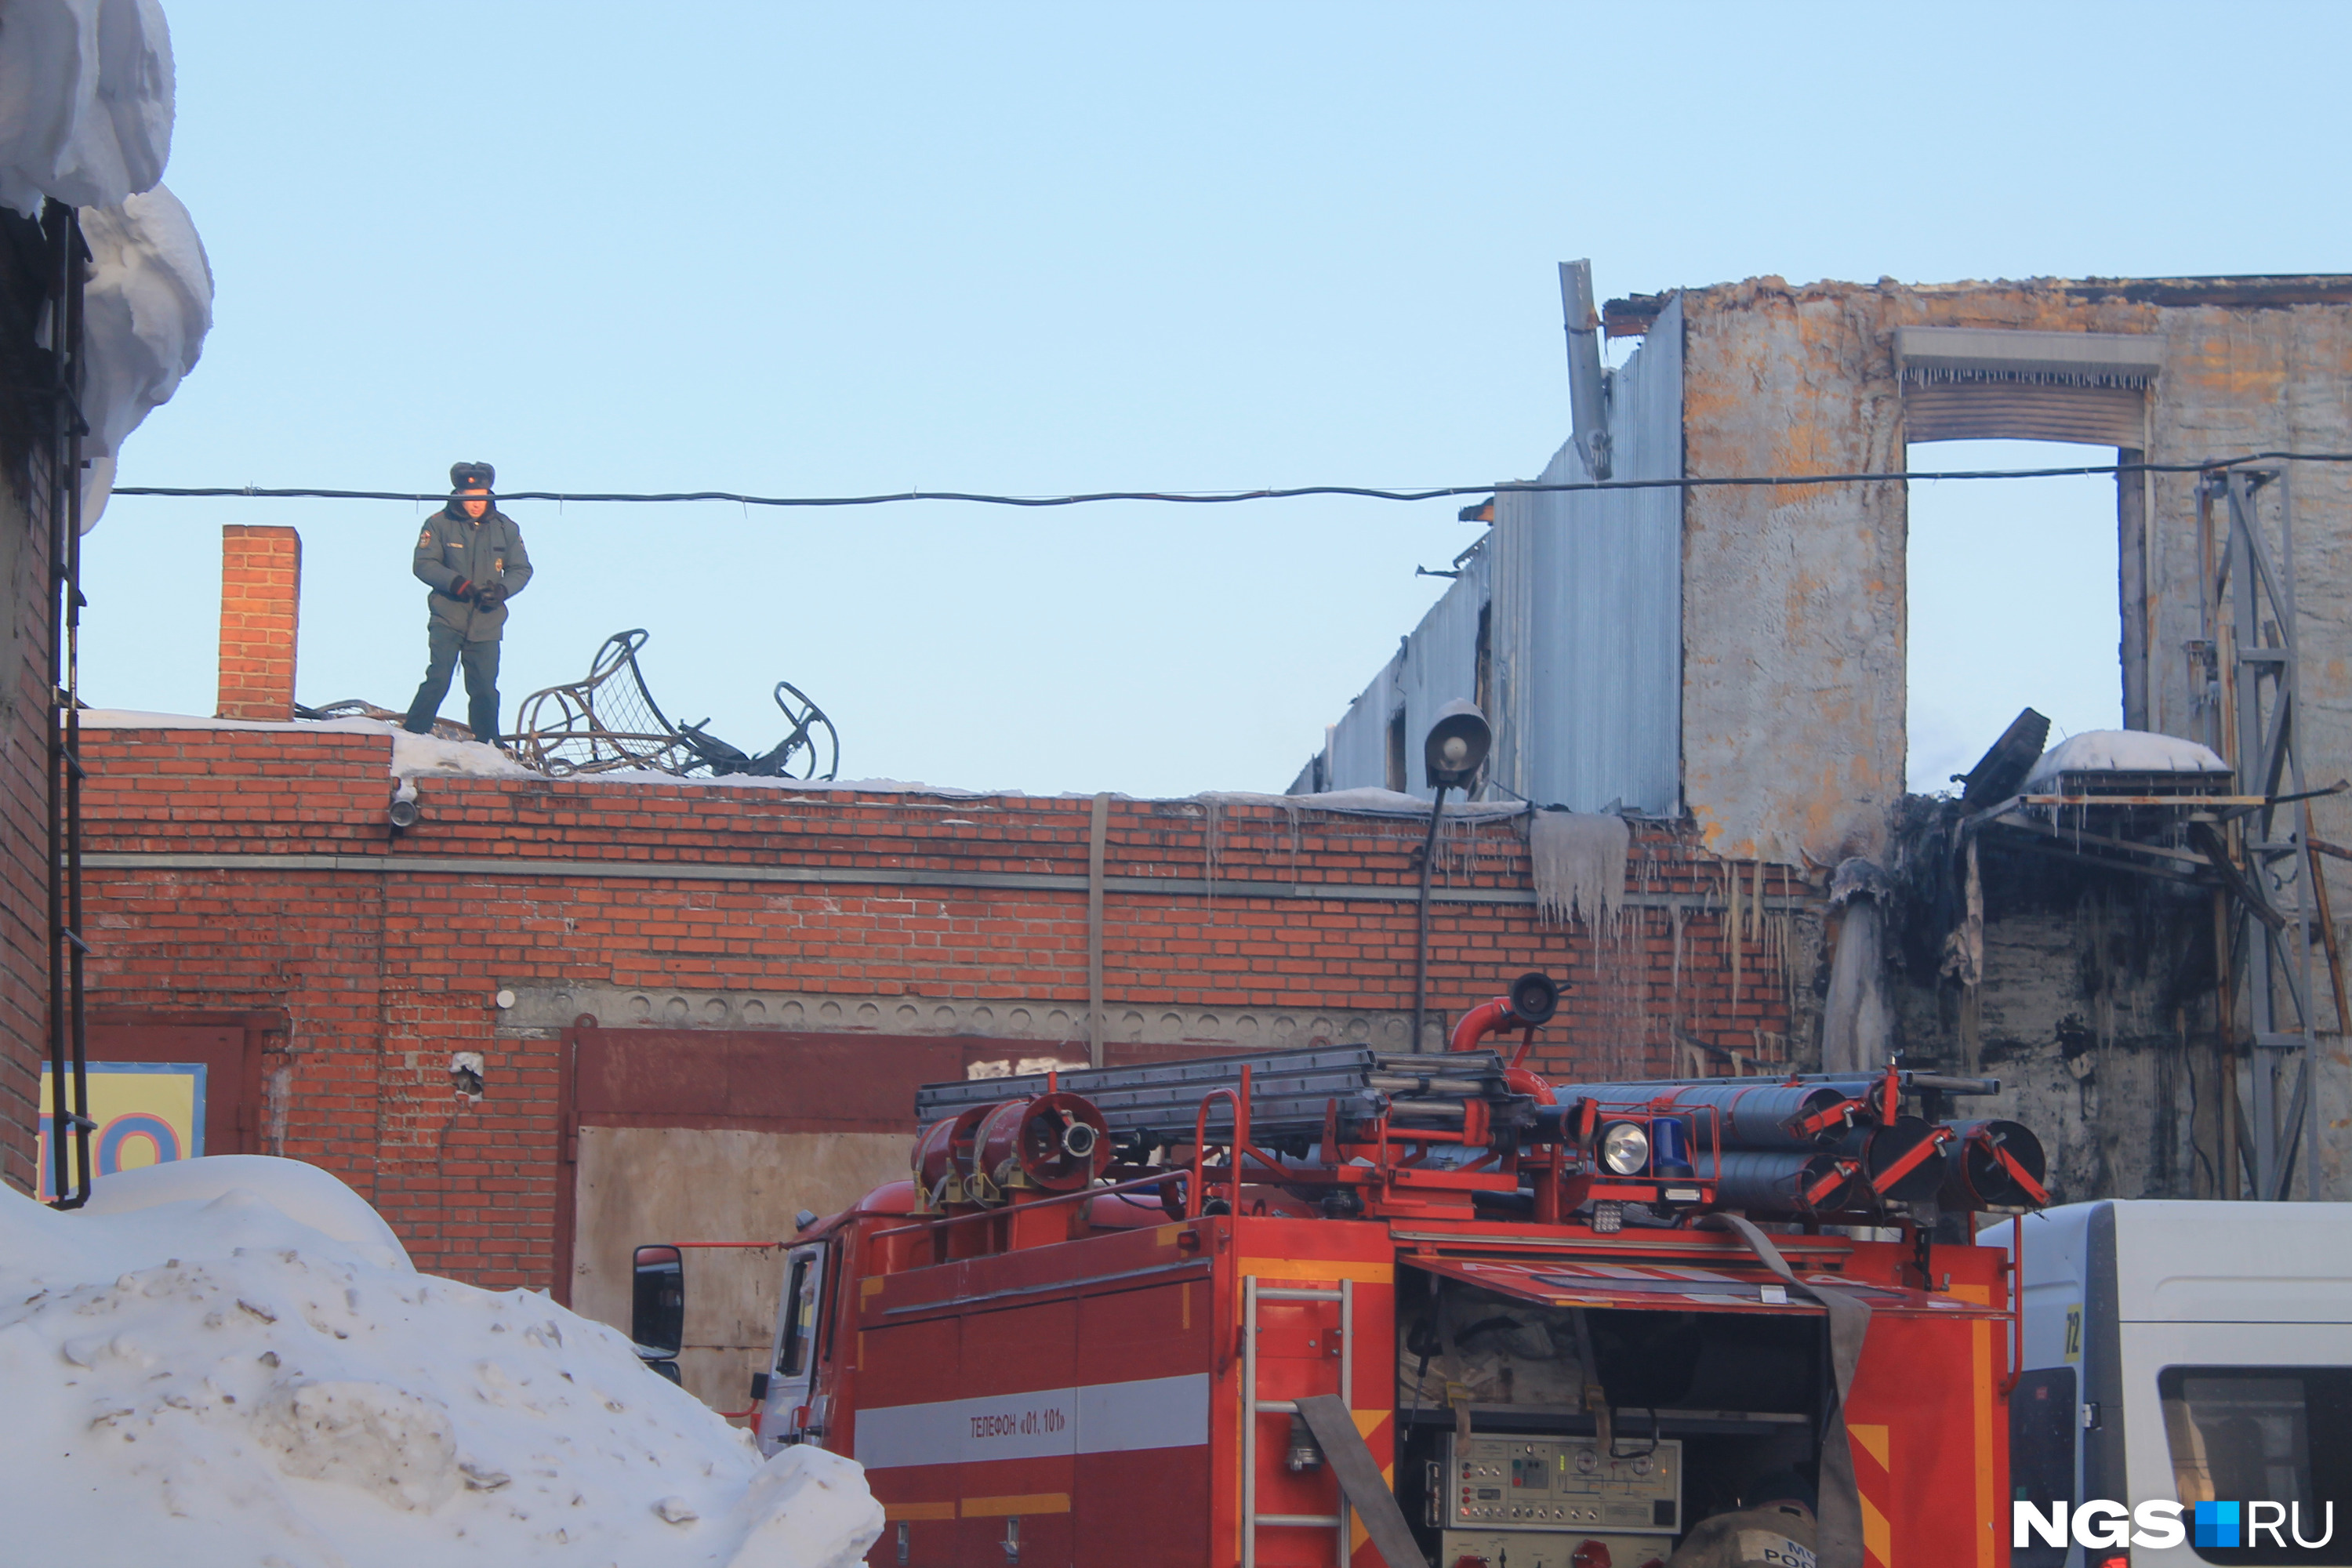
[216,524,302,720]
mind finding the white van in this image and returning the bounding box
[1984,1201,2352,1568]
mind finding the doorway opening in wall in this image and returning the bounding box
[1906,438,2123,794]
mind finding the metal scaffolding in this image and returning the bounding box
[2196,464,2325,1200]
[1954,460,2339,1201]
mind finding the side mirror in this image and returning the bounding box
[631,1243,685,1362]
[750,1370,771,1403]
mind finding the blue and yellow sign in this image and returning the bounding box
[35,1061,206,1200]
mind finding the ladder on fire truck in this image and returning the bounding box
[1240,1274,1356,1568]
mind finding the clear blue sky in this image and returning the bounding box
[84,2,2352,797]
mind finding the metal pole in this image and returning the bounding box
[1336,1277,1354,1568]
[1411,785,1449,1050]
[1558,260,1610,481]
[42,203,67,1207]
[1243,1275,1259,1568]
[1087,792,1109,1069]
[2214,886,2238,1200]
[63,221,89,1207]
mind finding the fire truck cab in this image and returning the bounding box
[641,974,2049,1568]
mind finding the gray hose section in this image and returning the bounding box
[1836,1115,1951,1203]
[1698,1212,1873,1568]
[1549,1081,1854,1149]
[1294,1394,1426,1568]
[1711,1149,1859,1215]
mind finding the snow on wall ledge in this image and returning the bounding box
[0,0,174,216]
[78,181,213,526]
[0,0,210,531]
[0,1155,883,1568]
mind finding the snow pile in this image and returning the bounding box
[1,1156,882,1568]
[2024,730,2230,788]
[81,708,393,735]
[0,0,212,529]
[0,0,174,216]
[78,182,212,525]
[392,728,539,780]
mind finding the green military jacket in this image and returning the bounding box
[413,504,533,640]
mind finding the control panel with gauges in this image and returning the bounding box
[1443,1435,1682,1534]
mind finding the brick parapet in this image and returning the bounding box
[77,720,1817,1285]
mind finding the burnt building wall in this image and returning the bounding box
[1674,276,2352,1201]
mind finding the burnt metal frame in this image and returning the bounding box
[1952,461,2329,1201]
[513,629,692,775]
[513,629,838,781]
[2196,465,2319,1201]
[41,200,92,1207]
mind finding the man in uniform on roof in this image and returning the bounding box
[402,461,534,744]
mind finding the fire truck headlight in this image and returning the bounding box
[1599,1122,1650,1176]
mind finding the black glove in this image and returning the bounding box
[447,578,474,602]
[474,582,506,612]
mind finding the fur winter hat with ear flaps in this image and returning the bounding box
[449,461,495,492]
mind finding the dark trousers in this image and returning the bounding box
[403,622,503,742]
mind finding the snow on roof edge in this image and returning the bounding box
[87,710,1513,811]
[2022,729,2230,788]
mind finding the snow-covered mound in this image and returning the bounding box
[78,1154,416,1269]
[0,1156,880,1567]
[2024,730,2230,788]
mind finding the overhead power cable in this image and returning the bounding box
[108,451,2352,511]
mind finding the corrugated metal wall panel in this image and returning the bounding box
[1903,382,2145,445]
[1326,659,1397,791]
[1490,296,1683,812]
[1392,543,1490,798]
[1317,546,1490,799]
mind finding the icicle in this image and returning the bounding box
[1529,810,1629,933]
[1728,862,1744,1012]
[1203,797,1219,911]
[1670,901,1686,1032]
[1822,858,1894,1077]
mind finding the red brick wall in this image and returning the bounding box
[76,724,1813,1284]
[0,466,53,1196]
[215,524,301,721]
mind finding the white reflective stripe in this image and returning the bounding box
[854,1373,1210,1470]
[1076,1374,1209,1455]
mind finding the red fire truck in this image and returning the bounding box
[636,971,2050,1568]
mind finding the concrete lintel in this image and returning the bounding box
[1895,325,2165,379]
[499,982,1443,1053]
